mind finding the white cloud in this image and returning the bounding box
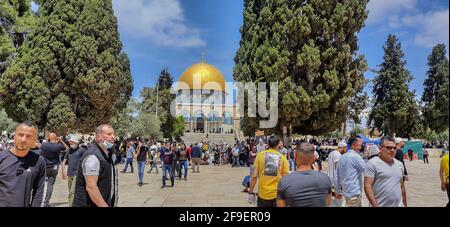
[401,10,449,48]
[112,0,206,48]
[366,0,417,25]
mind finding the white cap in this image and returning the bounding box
[338,141,347,148]
[395,138,403,144]
[68,134,80,143]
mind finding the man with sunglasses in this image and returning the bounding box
[0,121,46,207]
[364,136,407,207]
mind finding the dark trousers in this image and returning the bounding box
[44,167,59,207]
[257,197,277,207]
[423,154,429,163]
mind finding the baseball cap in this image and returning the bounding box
[68,134,80,143]
[395,137,403,144]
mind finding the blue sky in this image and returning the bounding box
[111,0,449,100]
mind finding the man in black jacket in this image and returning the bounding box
[72,124,118,207]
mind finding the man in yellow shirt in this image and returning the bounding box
[439,153,449,207]
[249,135,289,207]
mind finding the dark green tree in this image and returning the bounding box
[141,69,175,138]
[0,0,36,74]
[0,0,132,133]
[234,0,368,137]
[368,34,419,137]
[0,108,17,133]
[157,68,173,90]
[422,44,449,133]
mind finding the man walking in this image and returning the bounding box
[41,132,69,207]
[61,134,86,206]
[327,141,347,207]
[161,143,175,188]
[121,141,134,173]
[336,136,366,207]
[191,143,201,173]
[72,124,118,207]
[364,136,407,207]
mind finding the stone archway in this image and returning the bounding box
[196,117,205,133]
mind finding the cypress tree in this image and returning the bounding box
[422,44,449,133]
[0,0,132,134]
[234,0,369,136]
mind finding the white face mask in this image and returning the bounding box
[70,144,78,150]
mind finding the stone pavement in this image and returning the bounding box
[49,157,447,207]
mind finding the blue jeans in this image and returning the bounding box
[137,161,146,183]
[232,156,240,167]
[123,158,134,172]
[249,164,254,176]
[289,159,296,171]
[162,163,174,185]
[178,160,188,178]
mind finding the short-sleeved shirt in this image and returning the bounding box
[126,146,135,159]
[277,170,331,207]
[364,156,404,207]
[41,142,66,169]
[253,149,289,200]
[82,155,101,176]
[64,147,87,176]
[441,154,449,184]
[136,146,148,162]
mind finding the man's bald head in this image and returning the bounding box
[48,133,57,142]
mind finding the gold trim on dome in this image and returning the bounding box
[178,63,226,92]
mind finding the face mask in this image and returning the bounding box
[100,135,114,149]
[70,144,78,150]
[103,141,114,149]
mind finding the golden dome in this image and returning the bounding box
[178,62,226,92]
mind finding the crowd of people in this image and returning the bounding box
[0,123,448,208]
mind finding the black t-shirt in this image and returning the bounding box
[0,150,46,207]
[41,142,66,168]
[162,149,174,164]
[30,147,42,156]
[64,146,87,176]
[137,146,148,162]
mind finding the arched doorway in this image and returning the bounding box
[196,117,205,133]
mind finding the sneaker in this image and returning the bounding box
[120,171,125,173]
[184,177,187,181]
[161,185,166,189]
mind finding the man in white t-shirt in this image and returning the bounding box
[327,141,347,207]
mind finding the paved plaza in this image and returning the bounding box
[49,157,447,207]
